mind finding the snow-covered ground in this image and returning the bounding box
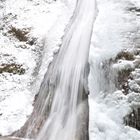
[89,0,140,139]
[0,0,75,135]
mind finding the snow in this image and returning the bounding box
[89,92,140,140]
[113,60,135,71]
[0,0,75,136]
[31,0,76,100]
[89,0,140,139]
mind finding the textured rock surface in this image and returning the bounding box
[0,137,22,140]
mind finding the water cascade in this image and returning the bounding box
[16,0,97,140]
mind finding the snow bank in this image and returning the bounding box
[0,0,75,135]
[89,0,140,139]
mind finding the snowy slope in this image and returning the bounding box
[0,0,75,136]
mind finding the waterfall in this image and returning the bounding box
[36,0,97,139]
[15,0,97,139]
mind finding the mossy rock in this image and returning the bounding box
[117,68,133,94]
[0,63,25,75]
[8,26,29,42]
[115,51,134,61]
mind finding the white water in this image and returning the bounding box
[36,0,97,140]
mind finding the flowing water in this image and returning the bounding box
[16,0,97,140]
[36,0,97,139]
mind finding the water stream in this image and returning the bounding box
[16,0,97,140]
[36,0,97,139]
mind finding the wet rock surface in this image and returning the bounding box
[116,48,140,130]
[0,137,22,140]
[111,3,140,130]
[125,108,140,130]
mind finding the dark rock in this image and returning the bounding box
[117,68,133,95]
[124,108,140,130]
[0,63,25,75]
[127,7,140,12]
[115,51,134,61]
[8,27,29,42]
